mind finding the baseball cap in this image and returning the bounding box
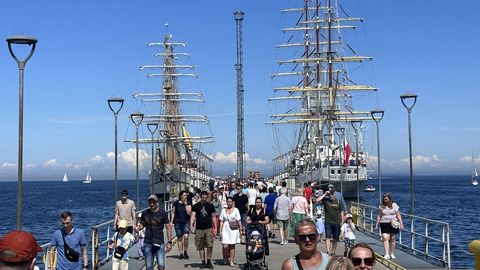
[118,219,128,229]
[0,231,43,263]
[328,184,335,189]
[346,213,353,219]
[147,194,158,202]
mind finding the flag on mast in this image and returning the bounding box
[344,138,351,167]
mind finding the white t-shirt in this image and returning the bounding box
[247,188,259,205]
[341,223,356,239]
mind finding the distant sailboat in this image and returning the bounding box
[83,172,92,184]
[62,173,69,182]
[471,153,478,186]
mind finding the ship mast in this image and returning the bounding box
[234,11,245,180]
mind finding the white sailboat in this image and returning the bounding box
[62,173,69,182]
[471,169,478,186]
[83,172,92,184]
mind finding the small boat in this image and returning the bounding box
[471,152,478,186]
[62,173,68,182]
[364,185,376,192]
[83,172,92,184]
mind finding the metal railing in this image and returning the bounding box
[350,202,451,269]
[36,201,176,270]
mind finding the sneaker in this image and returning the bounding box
[200,262,206,269]
[283,240,289,244]
[229,262,236,267]
[390,254,396,259]
[179,254,184,260]
[272,234,276,239]
[280,240,285,245]
[206,260,214,269]
[384,254,390,260]
[184,251,189,259]
[268,231,272,238]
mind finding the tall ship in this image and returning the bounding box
[268,0,378,197]
[129,29,215,201]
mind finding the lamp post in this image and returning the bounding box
[401,94,417,216]
[334,127,345,193]
[108,97,124,205]
[370,109,385,206]
[351,120,362,214]
[7,35,38,230]
[131,112,144,209]
[147,123,159,189]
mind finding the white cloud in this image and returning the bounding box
[120,148,149,168]
[91,155,103,163]
[213,152,267,165]
[25,164,37,170]
[2,162,16,169]
[43,159,57,168]
[106,151,115,160]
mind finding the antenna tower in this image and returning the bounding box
[234,11,245,180]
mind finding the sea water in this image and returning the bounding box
[0,176,478,268]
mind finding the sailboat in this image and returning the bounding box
[62,173,69,182]
[471,154,478,186]
[267,0,377,197]
[129,28,215,199]
[83,172,92,184]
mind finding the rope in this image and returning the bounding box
[448,227,474,256]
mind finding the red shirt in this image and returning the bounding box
[304,186,312,202]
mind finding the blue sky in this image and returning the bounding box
[0,0,479,181]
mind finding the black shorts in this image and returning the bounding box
[267,213,275,224]
[325,222,340,240]
[380,222,399,234]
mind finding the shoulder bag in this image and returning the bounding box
[113,233,127,259]
[61,230,80,262]
[227,210,239,230]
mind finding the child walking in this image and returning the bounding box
[109,219,135,270]
[340,213,356,256]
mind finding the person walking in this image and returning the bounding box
[210,190,222,240]
[289,188,309,237]
[137,195,173,270]
[280,219,329,270]
[219,197,242,266]
[232,184,249,231]
[341,214,356,257]
[274,188,292,245]
[375,193,404,260]
[108,220,135,270]
[135,213,145,260]
[246,182,259,209]
[246,197,270,255]
[190,191,216,269]
[319,188,344,255]
[114,190,136,234]
[49,211,88,270]
[0,231,43,270]
[263,187,278,238]
[170,190,191,260]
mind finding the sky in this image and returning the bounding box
[0,0,479,181]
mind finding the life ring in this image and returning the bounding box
[42,248,57,268]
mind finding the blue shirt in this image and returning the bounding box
[264,193,278,215]
[51,228,87,270]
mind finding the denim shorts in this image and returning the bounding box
[324,222,340,240]
[174,223,190,237]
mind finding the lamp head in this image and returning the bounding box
[6,36,37,45]
[400,93,418,110]
[370,109,385,122]
[107,97,125,114]
[130,112,144,126]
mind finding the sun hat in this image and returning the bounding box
[0,231,43,263]
[118,219,128,229]
[346,213,353,219]
[147,194,158,202]
[251,230,261,236]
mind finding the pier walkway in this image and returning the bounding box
[97,230,441,270]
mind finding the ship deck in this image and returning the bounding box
[97,230,443,270]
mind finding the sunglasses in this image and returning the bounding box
[297,233,317,242]
[351,257,375,266]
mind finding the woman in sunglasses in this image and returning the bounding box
[347,243,376,270]
[281,219,329,270]
[375,193,404,260]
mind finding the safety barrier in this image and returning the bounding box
[350,202,451,269]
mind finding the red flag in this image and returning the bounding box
[344,138,351,167]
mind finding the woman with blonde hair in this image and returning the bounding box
[376,192,404,260]
[326,255,355,270]
[289,188,310,237]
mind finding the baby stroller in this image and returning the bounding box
[243,222,268,270]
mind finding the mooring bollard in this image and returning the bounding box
[468,240,480,270]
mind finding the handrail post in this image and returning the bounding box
[446,225,451,269]
[411,216,415,253]
[91,227,98,270]
[425,222,429,259]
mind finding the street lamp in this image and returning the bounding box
[7,35,38,230]
[401,93,417,216]
[131,112,144,209]
[334,127,345,193]
[108,97,124,205]
[370,109,385,206]
[147,123,159,189]
[351,120,362,216]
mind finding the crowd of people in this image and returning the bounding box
[0,179,405,270]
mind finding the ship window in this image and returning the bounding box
[331,170,335,174]
[337,170,341,174]
[354,169,357,174]
[347,170,351,174]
